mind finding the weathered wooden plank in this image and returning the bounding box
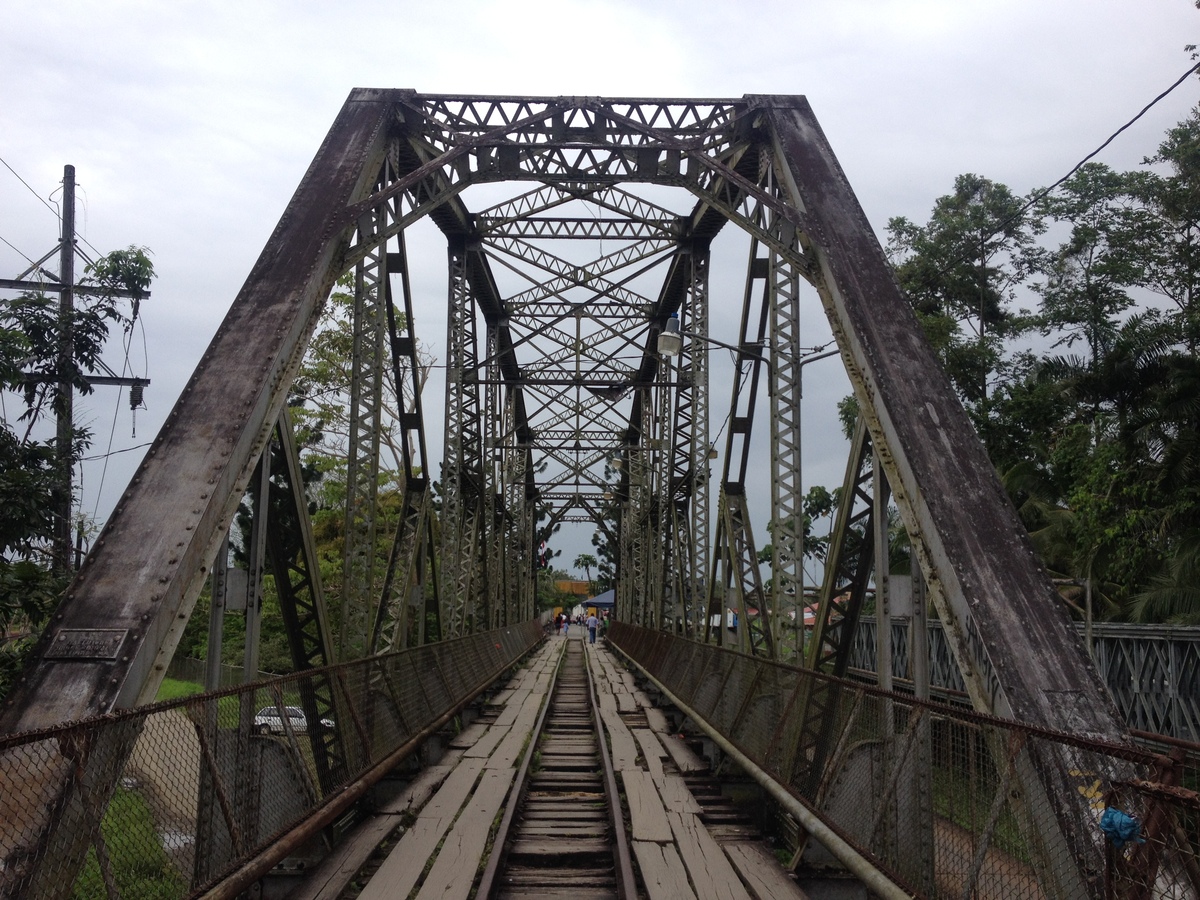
[415,767,515,899]
[644,708,671,733]
[633,728,667,783]
[448,720,491,749]
[659,773,702,815]
[379,757,462,814]
[621,769,672,842]
[498,890,613,900]
[724,842,811,900]
[292,759,459,900]
[463,723,510,758]
[492,689,531,726]
[667,810,753,900]
[487,692,545,769]
[488,688,518,706]
[656,731,708,773]
[600,707,639,771]
[357,758,484,900]
[633,840,697,900]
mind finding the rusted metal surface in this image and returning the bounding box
[610,623,1200,900]
[1,93,398,731]
[0,622,541,899]
[756,95,1124,738]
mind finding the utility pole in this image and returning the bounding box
[3,164,152,572]
[54,164,76,572]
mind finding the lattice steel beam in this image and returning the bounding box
[340,169,388,659]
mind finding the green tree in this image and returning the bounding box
[1033,163,1148,380]
[573,552,598,587]
[0,246,154,697]
[1132,104,1200,350]
[887,174,1042,430]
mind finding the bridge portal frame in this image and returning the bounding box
[0,91,1133,898]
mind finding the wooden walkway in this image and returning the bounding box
[295,632,809,900]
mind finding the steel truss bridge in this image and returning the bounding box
[1,92,1195,898]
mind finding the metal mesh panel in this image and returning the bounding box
[854,619,1200,742]
[610,622,1200,899]
[0,621,542,898]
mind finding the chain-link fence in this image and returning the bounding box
[610,623,1199,899]
[0,621,542,899]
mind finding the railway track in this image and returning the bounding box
[477,637,636,900]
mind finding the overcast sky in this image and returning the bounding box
[2,0,1198,577]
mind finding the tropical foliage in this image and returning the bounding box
[887,104,1200,624]
[0,246,154,696]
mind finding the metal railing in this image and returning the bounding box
[0,621,542,899]
[850,620,1200,743]
[610,623,1200,900]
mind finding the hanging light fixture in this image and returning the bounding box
[657,312,682,357]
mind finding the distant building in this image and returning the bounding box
[555,579,592,597]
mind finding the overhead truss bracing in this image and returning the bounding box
[0,91,1134,896]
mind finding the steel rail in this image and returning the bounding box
[474,639,568,898]
[475,637,636,899]
[586,642,639,900]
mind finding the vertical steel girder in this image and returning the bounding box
[441,239,486,637]
[805,419,876,675]
[767,201,805,660]
[663,247,710,637]
[370,233,438,652]
[502,391,529,626]
[266,407,346,786]
[484,322,504,630]
[340,169,390,660]
[705,222,773,656]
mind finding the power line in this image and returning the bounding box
[0,155,62,222]
[896,59,1200,308]
[2,158,107,267]
[0,232,38,268]
[1010,59,1200,227]
[81,442,153,462]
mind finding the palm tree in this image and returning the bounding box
[573,553,597,587]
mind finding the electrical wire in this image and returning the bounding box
[0,155,61,222]
[81,442,152,462]
[1005,60,1200,231]
[90,309,149,520]
[909,59,1200,289]
[0,233,38,268]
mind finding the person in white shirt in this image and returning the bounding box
[586,613,599,644]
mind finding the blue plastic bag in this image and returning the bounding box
[1099,807,1144,849]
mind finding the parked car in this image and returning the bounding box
[253,705,333,735]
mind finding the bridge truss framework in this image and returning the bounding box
[1,92,1136,897]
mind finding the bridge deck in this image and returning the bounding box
[296,632,813,900]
